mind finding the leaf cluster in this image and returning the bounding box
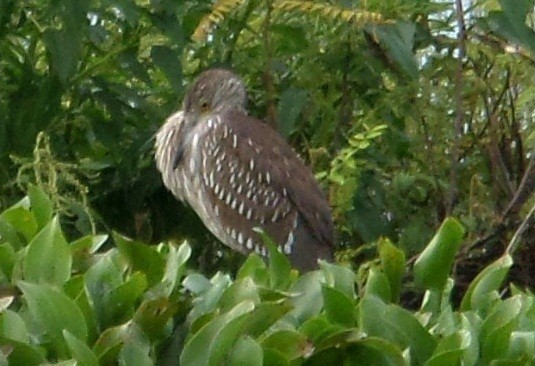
[0,187,534,365]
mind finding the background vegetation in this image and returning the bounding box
[1,0,534,364]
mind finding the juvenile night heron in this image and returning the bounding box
[155,69,334,270]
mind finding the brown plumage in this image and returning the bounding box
[155,69,334,270]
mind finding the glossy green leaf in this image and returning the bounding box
[236,254,267,284]
[360,295,436,365]
[227,336,263,366]
[481,296,523,362]
[19,281,88,351]
[180,301,255,366]
[414,218,465,291]
[365,267,392,302]
[23,216,72,286]
[0,243,15,279]
[322,285,357,327]
[461,255,513,312]
[114,233,164,285]
[118,341,152,366]
[63,330,99,366]
[218,277,260,312]
[378,238,405,302]
[84,250,124,326]
[105,272,148,323]
[186,272,232,324]
[1,206,38,243]
[320,262,356,298]
[27,185,53,230]
[242,301,292,337]
[149,242,191,298]
[0,340,46,366]
[0,310,29,343]
[257,229,292,290]
[0,218,23,250]
[289,271,324,322]
[261,329,311,361]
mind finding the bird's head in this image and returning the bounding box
[183,68,247,124]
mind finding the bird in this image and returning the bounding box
[155,68,334,271]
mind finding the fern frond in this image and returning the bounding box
[192,0,247,42]
[273,1,386,26]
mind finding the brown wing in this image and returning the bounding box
[196,109,334,269]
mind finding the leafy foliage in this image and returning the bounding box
[0,188,534,364]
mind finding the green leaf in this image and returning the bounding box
[152,242,191,297]
[414,218,465,291]
[118,341,152,366]
[261,329,312,361]
[460,255,513,312]
[151,45,183,93]
[322,285,357,327]
[27,185,53,230]
[374,22,418,79]
[0,243,15,279]
[277,88,308,138]
[43,29,82,84]
[63,330,99,366]
[0,218,23,250]
[218,277,260,312]
[257,229,292,290]
[236,254,267,284]
[227,336,263,366]
[23,216,72,286]
[180,301,255,366]
[133,297,180,341]
[19,281,88,353]
[0,309,29,343]
[320,262,356,298]
[114,233,164,285]
[241,301,292,337]
[289,271,324,322]
[0,340,46,366]
[487,0,535,56]
[481,296,523,362]
[70,234,108,272]
[1,206,38,244]
[365,267,392,302]
[106,272,148,323]
[84,250,124,326]
[378,238,405,302]
[360,295,436,365]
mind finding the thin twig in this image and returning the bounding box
[505,200,535,255]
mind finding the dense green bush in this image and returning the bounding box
[0,187,533,365]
